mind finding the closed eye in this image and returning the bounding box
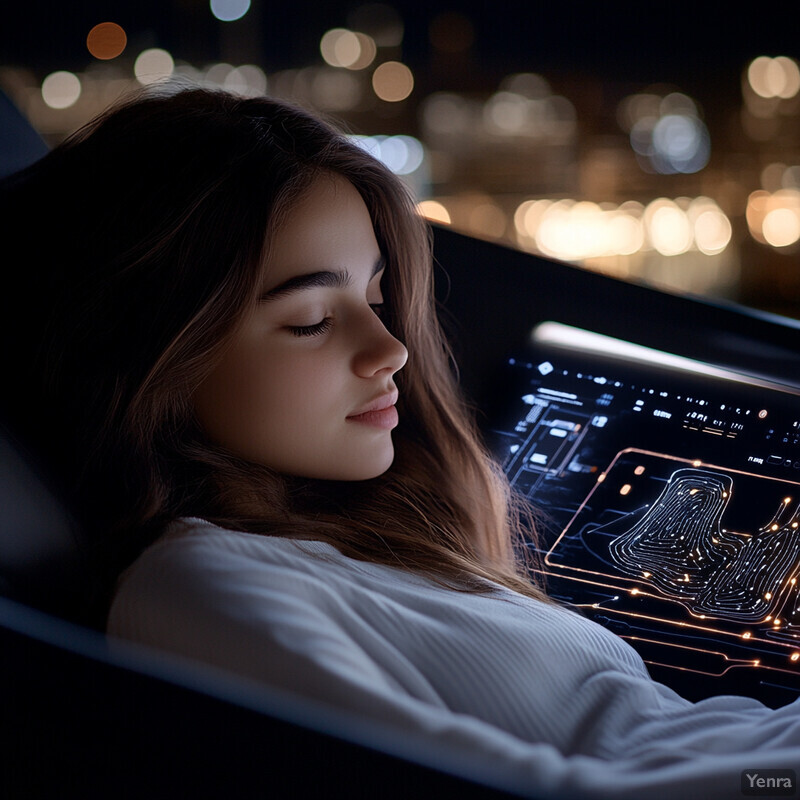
[288,318,333,337]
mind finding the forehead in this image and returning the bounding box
[262,173,380,288]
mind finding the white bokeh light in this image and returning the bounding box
[134,48,175,85]
[41,71,81,109]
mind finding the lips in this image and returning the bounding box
[346,389,399,429]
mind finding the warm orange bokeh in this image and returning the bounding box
[86,22,127,61]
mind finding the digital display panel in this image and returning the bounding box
[488,324,800,707]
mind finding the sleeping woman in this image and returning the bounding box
[2,86,799,799]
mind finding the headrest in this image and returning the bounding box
[0,424,92,623]
[0,89,48,179]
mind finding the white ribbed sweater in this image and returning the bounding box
[108,518,800,799]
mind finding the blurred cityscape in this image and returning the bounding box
[2,2,800,318]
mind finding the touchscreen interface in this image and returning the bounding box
[488,323,800,707]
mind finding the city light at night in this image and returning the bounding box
[2,5,799,316]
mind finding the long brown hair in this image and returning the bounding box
[0,86,546,610]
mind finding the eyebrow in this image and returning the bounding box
[260,255,386,302]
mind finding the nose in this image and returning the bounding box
[352,312,408,378]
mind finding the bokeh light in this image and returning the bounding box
[417,200,451,224]
[134,48,175,85]
[352,134,425,175]
[204,62,234,85]
[747,56,800,99]
[482,88,576,140]
[348,33,377,70]
[746,189,800,248]
[688,198,732,255]
[86,22,127,61]
[321,29,356,68]
[6,18,798,316]
[41,71,81,109]
[693,211,731,255]
[371,61,413,102]
[646,199,693,256]
[763,208,800,247]
[622,90,710,174]
[224,65,268,96]
[320,28,376,70]
[210,0,251,22]
[484,92,528,134]
[201,61,269,96]
[511,195,729,262]
[651,115,710,173]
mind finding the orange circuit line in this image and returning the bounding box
[571,593,799,653]
[619,635,757,677]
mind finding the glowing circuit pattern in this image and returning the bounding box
[605,467,800,622]
[489,350,800,704]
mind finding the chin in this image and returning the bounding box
[333,444,396,482]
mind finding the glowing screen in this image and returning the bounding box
[488,329,800,707]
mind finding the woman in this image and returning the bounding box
[0,84,539,606]
[2,86,799,799]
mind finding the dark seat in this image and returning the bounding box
[0,88,48,179]
[0,425,90,618]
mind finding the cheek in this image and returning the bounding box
[260,350,339,411]
[225,346,346,439]
[194,333,355,473]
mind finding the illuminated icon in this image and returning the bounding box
[537,361,554,376]
[759,409,769,419]
[591,415,608,428]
